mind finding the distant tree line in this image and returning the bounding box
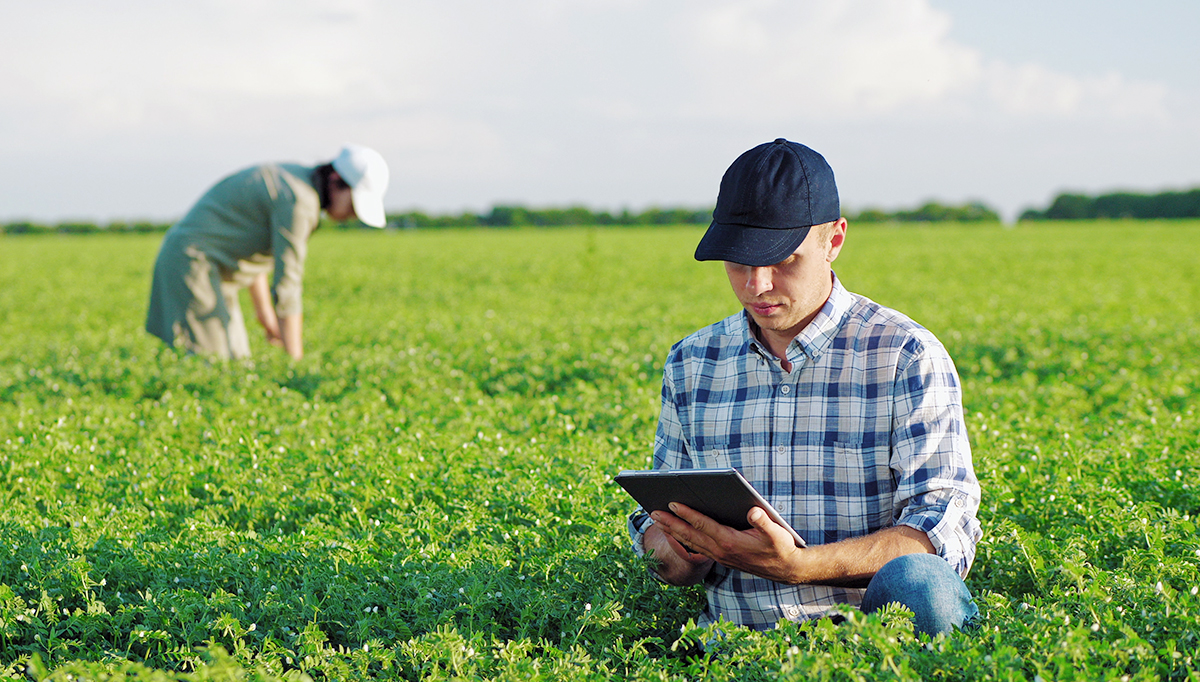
[1,200,1005,235]
[1020,189,1200,221]
[0,221,172,235]
[391,205,713,228]
[392,200,1001,227]
[850,201,999,223]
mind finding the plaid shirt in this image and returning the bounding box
[628,274,981,630]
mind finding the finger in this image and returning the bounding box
[653,510,706,554]
[746,506,769,530]
[661,529,706,562]
[744,507,802,556]
[651,510,689,540]
[668,502,716,533]
[745,506,793,544]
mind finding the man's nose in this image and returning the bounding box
[746,267,772,295]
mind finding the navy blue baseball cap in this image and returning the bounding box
[695,138,840,267]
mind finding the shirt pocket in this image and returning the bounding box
[825,438,895,540]
[690,417,767,471]
[690,433,741,470]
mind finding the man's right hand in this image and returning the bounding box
[643,521,714,586]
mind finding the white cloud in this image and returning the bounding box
[0,0,1192,221]
[677,0,984,119]
[0,0,435,140]
[673,0,1172,126]
[2,0,1173,133]
[984,62,1170,122]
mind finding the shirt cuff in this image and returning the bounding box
[897,492,979,578]
[627,507,653,557]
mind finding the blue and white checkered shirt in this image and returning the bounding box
[628,274,981,630]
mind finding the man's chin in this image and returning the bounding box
[746,310,787,330]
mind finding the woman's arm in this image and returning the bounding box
[248,273,283,347]
[279,314,303,360]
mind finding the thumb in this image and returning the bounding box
[747,506,771,530]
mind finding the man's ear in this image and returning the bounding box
[827,218,847,263]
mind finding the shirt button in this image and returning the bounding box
[784,605,800,617]
[776,445,787,455]
[954,498,964,507]
[780,385,790,394]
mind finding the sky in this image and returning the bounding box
[2,0,1197,223]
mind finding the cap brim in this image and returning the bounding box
[694,222,811,267]
[351,187,386,228]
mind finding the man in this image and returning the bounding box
[145,144,389,360]
[627,138,981,636]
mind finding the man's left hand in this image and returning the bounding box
[651,502,804,584]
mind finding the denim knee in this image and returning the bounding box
[860,553,978,636]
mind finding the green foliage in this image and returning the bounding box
[1021,188,1200,221]
[0,221,172,235]
[850,201,1001,223]
[1,199,1005,235]
[389,205,713,229]
[1,222,1199,679]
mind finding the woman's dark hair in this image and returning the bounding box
[312,163,341,210]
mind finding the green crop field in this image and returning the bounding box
[1,222,1199,681]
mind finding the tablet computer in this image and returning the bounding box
[616,468,806,547]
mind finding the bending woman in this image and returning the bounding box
[145,144,389,360]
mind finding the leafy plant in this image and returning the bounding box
[1,222,1197,679]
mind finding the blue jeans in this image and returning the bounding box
[859,554,978,636]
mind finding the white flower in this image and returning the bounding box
[248,623,256,632]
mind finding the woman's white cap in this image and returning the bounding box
[332,144,389,228]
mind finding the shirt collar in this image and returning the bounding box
[795,272,853,361]
[732,272,853,362]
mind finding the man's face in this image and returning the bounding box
[723,219,846,341]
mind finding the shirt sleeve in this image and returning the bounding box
[268,173,318,319]
[628,352,693,557]
[889,336,982,578]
